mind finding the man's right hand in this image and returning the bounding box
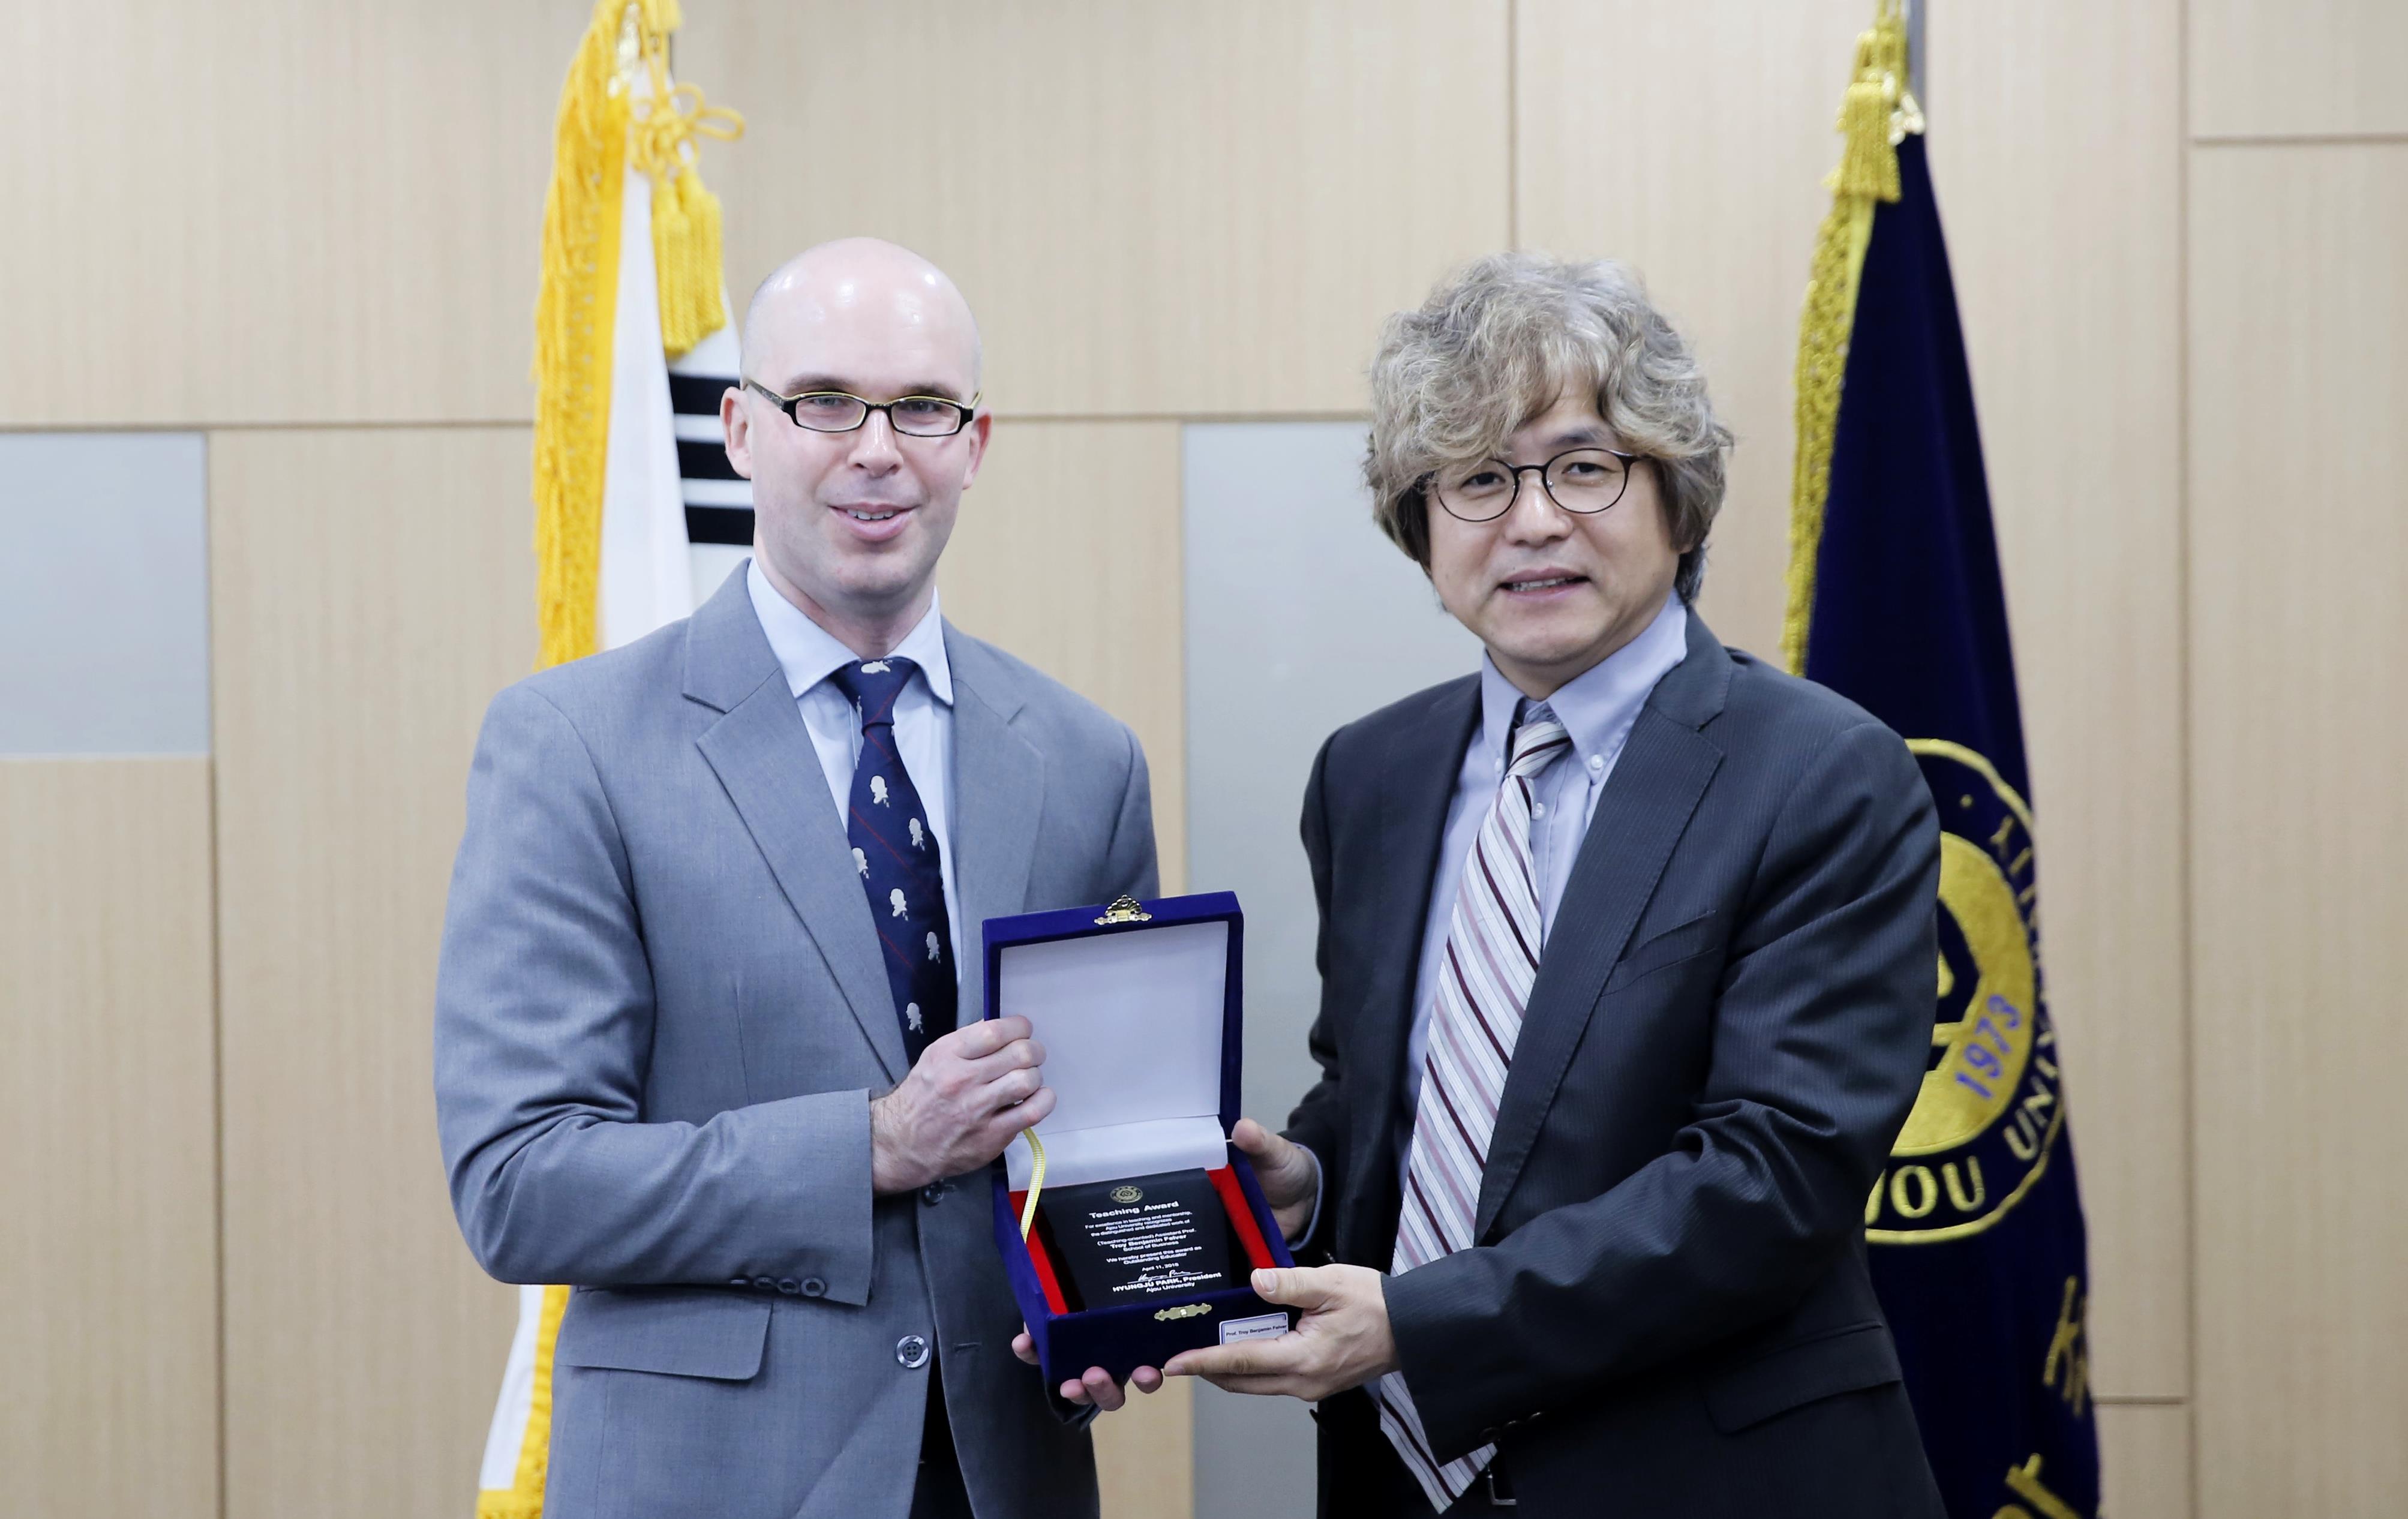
[1231,1118,1318,1244]
[870,1016,1055,1194]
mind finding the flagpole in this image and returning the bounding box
[1903,0,1925,116]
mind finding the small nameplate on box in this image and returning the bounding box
[1218,1312,1287,1345]
[1037,1169,1233,1305]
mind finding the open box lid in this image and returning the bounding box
[983,892,1242,1193]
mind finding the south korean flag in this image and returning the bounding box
[667,332,755,610]
[595,166,753,651]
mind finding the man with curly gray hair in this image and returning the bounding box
[1164,254,1945,1518]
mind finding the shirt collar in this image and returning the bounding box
[745,558,954,706]
[1476,592,1689,771]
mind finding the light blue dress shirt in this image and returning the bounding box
[746,559,966,976]
[1395,592,1692,1169]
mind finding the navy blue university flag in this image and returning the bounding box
[1781,9,2101,1517]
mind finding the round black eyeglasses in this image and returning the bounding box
[742,379,979,437]
[1427,446,1641,523]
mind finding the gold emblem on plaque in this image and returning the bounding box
[1095,894,1154,926]
[1154,1303,1212,1322]
[1111,1185,1144,1205]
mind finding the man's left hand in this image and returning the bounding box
[1160,1265,1398,1400]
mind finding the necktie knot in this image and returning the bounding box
[1507,702,1570,780]
[828,656,919,731]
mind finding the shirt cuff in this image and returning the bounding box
[1286,1145,1326,1249]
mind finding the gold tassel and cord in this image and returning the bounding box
[1779,0,1923,675]
[531,0,742,671]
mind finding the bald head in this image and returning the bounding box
[721,236,992,663]
[741,237,982,395]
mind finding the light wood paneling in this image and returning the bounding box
[1515,0,1879,661]
[2188,145,2408,1519]
[2099,1402,2193,1519]
[1929,0,2190,1401]
[939,420,1187,895]
[938,418,1193,1514]
[210,427,534,1517]
[2191,0,2408,140]
[0,758,219,1519]
[5,2,586,426]
[679,1,1509,419]
[1098,1380,1196,1519]
[1522,0,2193,1399]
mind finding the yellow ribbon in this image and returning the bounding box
[1018,1130,1048,1241]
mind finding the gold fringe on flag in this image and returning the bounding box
[1779,0,1924,675]
[531,0,743,670]
[477,1286,570,1519]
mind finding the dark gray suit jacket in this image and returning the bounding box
[1287,613,1945,1518]
[434,568,1157,1519]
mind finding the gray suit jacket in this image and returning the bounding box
[434,566,1157,1519]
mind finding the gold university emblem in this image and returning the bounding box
[1867,741,2065,1244]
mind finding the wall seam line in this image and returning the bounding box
[2176,0,2200,1513]
[2192,130,2408,148]
[1506,0,1520,247]
[203,424,230,1519]
[1,413,1393,434]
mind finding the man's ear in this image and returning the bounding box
[720,386,754,479]
[957,410,994,491]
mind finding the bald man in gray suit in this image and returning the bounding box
[435,241,1155,1519]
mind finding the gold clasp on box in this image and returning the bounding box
[1095,895,1154,926]
[1154,1302,1212,1322]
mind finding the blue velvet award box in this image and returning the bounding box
[986,891,1297,1387]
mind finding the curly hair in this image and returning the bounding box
[1365,252,1733,602]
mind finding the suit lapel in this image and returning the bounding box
[1475,616,1734,1237]
[1353,679,1482,1208]
[686,569,909,1083]
[943,626,1044,1024]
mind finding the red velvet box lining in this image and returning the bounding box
[1008,1164,1278,1316]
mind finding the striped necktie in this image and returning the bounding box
[1374,703,1570,1508]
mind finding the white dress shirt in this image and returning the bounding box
[1396,592,1691,1171]
[746,560,965,976]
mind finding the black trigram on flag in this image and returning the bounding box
[668,359,753,546]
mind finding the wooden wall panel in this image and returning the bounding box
[1514,0,1878,661]
[1523,0,2194,1400]
[0,758,220,1519]
[938,420,1187,896]
[678,1,1509,419]
[210,427,533,1517]
[936,418,1192,1516]
[2188,143,2408,1518]
[5,2,585,427]
[2190,0,2408,140]
[1096,1382,1196,1519]
[1928,0,2191,1401]
[2099,1403,2193,1519]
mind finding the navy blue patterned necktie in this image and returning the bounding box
[827,656,956,1063]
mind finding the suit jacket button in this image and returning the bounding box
[752,1277,776,1292]
[801,1277,827,1298]
[896,1334,931,1370]
[921,1182,945,1205]
[776,1278,801,1295]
